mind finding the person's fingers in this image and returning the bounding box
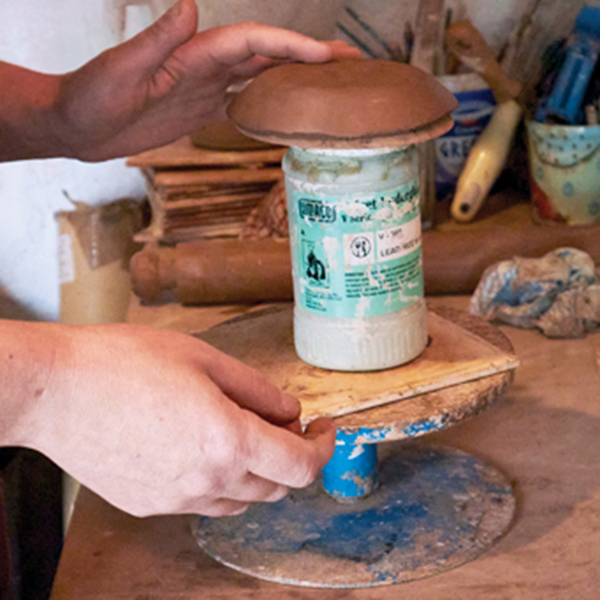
[116,0,198,78]
[193,499,250,517]
[222,42,362,82]
[176,472,289,513]
[189,473,289,515]
[243,29,362,64]
[222,54,278,80]
[202,345,301,426]
[201,22,337,68]
[245,415,337,488]
[303,417,337,444]
[222,473,290,504]
[283,418,303,436]
[324,40,363,60]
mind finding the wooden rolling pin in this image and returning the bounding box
[131,208,600,304]
[130,239,292,305]
[422,205,600,294]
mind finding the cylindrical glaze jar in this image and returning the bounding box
[282,145,427,371]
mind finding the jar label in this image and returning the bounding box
[434,87,495,198]
[292,180,423,318]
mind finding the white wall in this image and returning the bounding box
[0,0,537,321]
[0,0,151,321]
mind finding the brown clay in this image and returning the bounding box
[227,59,458,148]
[188,121,275,151]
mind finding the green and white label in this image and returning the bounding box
[293,180,423,318]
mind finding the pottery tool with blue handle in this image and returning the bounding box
[535,7,600,125]
[194,306,518,588]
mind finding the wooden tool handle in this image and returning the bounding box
[450,99,523,222]
[445,20,521,103]
[130,239,293,305]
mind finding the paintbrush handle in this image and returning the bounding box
[445,20,521,103]
[451,100,523,222]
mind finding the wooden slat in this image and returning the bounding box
[154,167,283,187]
[162,192,266,211]
[161,223,246,241]
[164,206,260,223]
[165,215,254,228]
[126,136,286,168]
[163,183,273,202]
[165,215,250,229]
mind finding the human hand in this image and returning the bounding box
[18,322,336,517]
[50,0,361,161]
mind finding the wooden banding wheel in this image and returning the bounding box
[194,304,517,588]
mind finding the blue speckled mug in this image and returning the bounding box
[526,121,600,225]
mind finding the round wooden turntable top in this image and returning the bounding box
[196,304,517,443]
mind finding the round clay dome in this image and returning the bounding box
[227,59,458,149]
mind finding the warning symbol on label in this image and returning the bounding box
[350,236,372,259]
[307,250,326,282]
[344,232,374,266]
[302,241,329,286]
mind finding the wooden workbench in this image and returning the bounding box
[50,296,600,599]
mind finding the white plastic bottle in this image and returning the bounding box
[282,146,428,371]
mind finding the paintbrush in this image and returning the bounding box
[445,20,523,222]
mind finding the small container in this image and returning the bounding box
[282,146,427,371]
[527,121,600,225]
[56,199,143,325]
[435,73,496,199]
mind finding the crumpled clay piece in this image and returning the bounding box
[470,247,600,338]
[535,284,600,337]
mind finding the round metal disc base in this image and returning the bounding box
[195,445,515,588]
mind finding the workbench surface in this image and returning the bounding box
[50,296,600,600]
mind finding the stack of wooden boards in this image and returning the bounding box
[126,137,285,243]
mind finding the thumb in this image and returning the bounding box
[122,0,198,75]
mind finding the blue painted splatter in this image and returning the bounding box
[198,448,514,573]
[335,427,393,445]
[403,419,446,437]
